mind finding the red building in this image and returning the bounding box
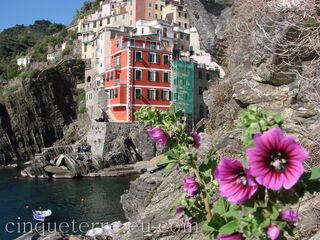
[105,36,172,122]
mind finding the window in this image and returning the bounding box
[122,15,125,19]
[135,70,142,80]
[148,53,159,63]
[185,12,188,18]
[180,33,183,39]
[100,20,103,26]
[107,18,110,24]
[161,5,164,10]
[148,71,159,81]
[155,4,158,10]
[84,43,87,52]
[163,55,169,65]
[141,28,144,34]
[163,28,167,37]
[155,14,158,19]
[151,42,156,50]
[130,39,135,46]
[147,89,158,100]
[200,105,204,118]
[130,20,133,25]
[93,21,97,28]
[149,3,152,7]
[130,0,133,6]
[184,23,188,28]
[148,12,152,17]
[135,89,142,99]
[130,10,133,16]
[163,72,169,82]
[116,56,120,67]
[135,51,142,62]
[198,70,202,79]
[199,86,203,95]
[115,88,118,98]
[116,40,119,48]
[178,12,182,17]
[114,16,117,22]
[161,90,170,101]
[206,73,210,81]
[178,21,181,26]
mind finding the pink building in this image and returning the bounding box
[128,0,165,27]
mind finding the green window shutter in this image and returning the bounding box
[147,90,150,99]
[164,72,168,82]
[148,71,151,81]
[156,54,160,64]
[156,72,159,81]
[155,90,159,100]
[161,90,164,100]
[169,91,172,101]
[148,53,152,63]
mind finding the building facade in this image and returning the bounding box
[105,36,172,121]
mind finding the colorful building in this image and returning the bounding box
[105,36,172,122]
[128,0,167,27]
[172,59,220,124]
[162,0,190,29]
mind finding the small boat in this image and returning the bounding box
[32,209,52,222]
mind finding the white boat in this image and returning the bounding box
[32,209,52,222]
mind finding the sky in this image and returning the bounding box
[0,0,90,32]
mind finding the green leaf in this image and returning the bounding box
[214,197,230,215]
[302,166,320,182]
[259,218,270,228]
[157,155,178,168]
[199,150,218,177]
[164,162,176,176]
[218,220,239,235]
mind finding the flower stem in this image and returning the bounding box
[193,167,212,221]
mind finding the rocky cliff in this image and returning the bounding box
[0,60,85,161]
[120,1,320,239]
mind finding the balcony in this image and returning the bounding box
[121,42,167,51]
[114,79,120,85]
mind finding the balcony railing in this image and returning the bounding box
[121,42,168,51]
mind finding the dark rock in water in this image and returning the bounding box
[0,60,85,161]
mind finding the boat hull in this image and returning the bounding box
[32,210,52,222]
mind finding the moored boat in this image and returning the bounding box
[32,209,52,222]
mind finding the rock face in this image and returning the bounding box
[184,0,320,164]
[0,60,85,161]
[103,123,157,166]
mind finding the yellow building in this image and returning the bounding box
[162,1,190,29]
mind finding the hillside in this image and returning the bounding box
[0,20,64,78]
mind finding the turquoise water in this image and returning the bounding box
[0,167,134,240]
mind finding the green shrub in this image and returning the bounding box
[28,69,41,79]
[78,106,86,114]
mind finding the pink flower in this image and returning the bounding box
[183,178,199,197]
[216,232,244,240]
[280,210,299,222]
[191,132,201,149]
[267,225,280,240]
[169,132,174,138]
[247,128,308,190]
[175,206,186,219]
[214,158,258,204]
[147,128,167,147]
